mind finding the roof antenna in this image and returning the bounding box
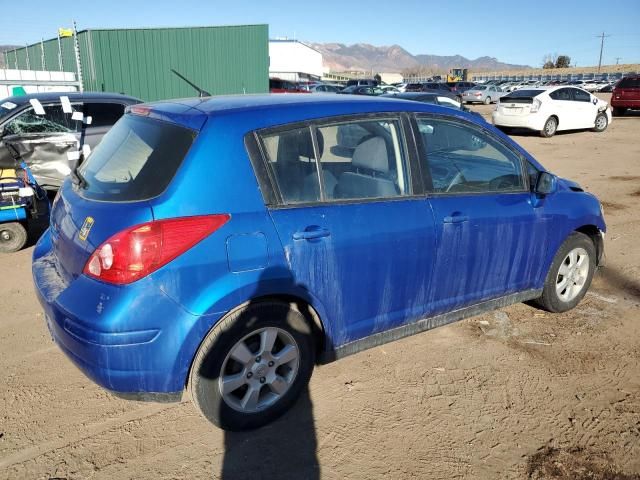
[171,68,211,97]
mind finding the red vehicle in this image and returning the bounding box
[611,75,640,116]
[269,78,310,94]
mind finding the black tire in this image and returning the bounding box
[497,126,513,134]
[484,96,491,105]
[592,112,608,132]
[540,116,558,137]
[0,222,28,253]
[189,300,315,431]
[612,107,626,117]
[532,232,596,313]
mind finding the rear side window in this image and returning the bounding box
[78,115,195,201]
[83,102,126,128]
[549,88,572,101]
[258,118,410,204]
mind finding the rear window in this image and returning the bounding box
[78,115,195,201]
[504,89,543,98]
[617,77,640,88]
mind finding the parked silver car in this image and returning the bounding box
[462,85,506,104]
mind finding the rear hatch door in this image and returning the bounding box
[49,105,205,281]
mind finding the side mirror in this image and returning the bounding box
[535,172,557,195]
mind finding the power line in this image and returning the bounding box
[596,32,611,73]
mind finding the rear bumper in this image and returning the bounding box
[32,229,223,397]
[610,96,640,108]
[492,111,545,130]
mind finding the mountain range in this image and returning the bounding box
[309,42,530,73]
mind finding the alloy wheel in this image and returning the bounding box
[219,327,300,413]
[556,247,590,302]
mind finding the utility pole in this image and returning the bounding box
[72,20,84,92]
[596,32,610,73]
[615,57,621,65]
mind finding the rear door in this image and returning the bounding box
[49,113,198,281]
[257,115,437,345]
[548,88,576,130]
[414,114,547,313]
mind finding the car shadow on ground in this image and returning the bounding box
[598,266,640,301]
[220,387,319,479]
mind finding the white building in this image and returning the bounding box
[269,39,323,82]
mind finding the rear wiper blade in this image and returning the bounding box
[71,167,88,189]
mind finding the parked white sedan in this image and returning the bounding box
[492,86,612,137]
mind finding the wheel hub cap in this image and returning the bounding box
[556,247,589,302]
[1,231,10,241]
[219,327,300,413]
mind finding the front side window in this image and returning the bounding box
[259,117,410,204]
[416,116,525,194]
[571,89,591,102]
[4,104,81,135]
[83,102,126,127]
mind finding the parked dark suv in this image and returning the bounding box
[611,75,640,116]
[0,92,140,189]
[446,81,477,94]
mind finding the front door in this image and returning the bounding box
[414,115,548,313]
[258,116,437,346]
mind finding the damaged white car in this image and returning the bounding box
[492,86,612,137]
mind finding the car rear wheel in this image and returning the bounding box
[0,222,28,253]
[532,232,596,313]
[612,107,626,117]
[540,116,558,137]
[189,300,315,431]
[593,112,608,132]
[484,96,491,105]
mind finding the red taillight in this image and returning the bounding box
[83,215,230,285]
[129,105,152,116]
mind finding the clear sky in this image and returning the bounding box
[2,0,639,68]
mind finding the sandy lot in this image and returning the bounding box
[1,95,639,479]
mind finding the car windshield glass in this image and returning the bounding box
[78,115,195,201]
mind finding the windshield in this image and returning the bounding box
[78,115,195,201]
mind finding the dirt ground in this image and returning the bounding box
[1,94,639,480]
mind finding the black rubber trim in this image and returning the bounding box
[319,289,542,363]
[107,390,183,403]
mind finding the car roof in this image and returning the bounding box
[0,91,141,106]
[142,94,481,131]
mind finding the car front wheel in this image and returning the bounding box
[533,232,596,312]
[189,300,315,431]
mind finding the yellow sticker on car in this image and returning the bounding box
[79,216,95,241]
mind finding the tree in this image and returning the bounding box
[374,73,382,83]
[543,61,555,69]
[555,55,571,69]
[542,53,557,69]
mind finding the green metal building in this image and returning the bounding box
[3,25,269,101]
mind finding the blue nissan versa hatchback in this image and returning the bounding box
[33,95,605,430]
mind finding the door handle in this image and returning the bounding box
[443,214,469,224]
[292,227,331,241]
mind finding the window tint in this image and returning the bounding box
[83,102,126,127]
[549,88,572,101]
[416,117,525,194]
[4,104,81,135]
[572,89,591,102]
[78,115,195,201]
[317,119,409,200]
[261,127,321,204]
